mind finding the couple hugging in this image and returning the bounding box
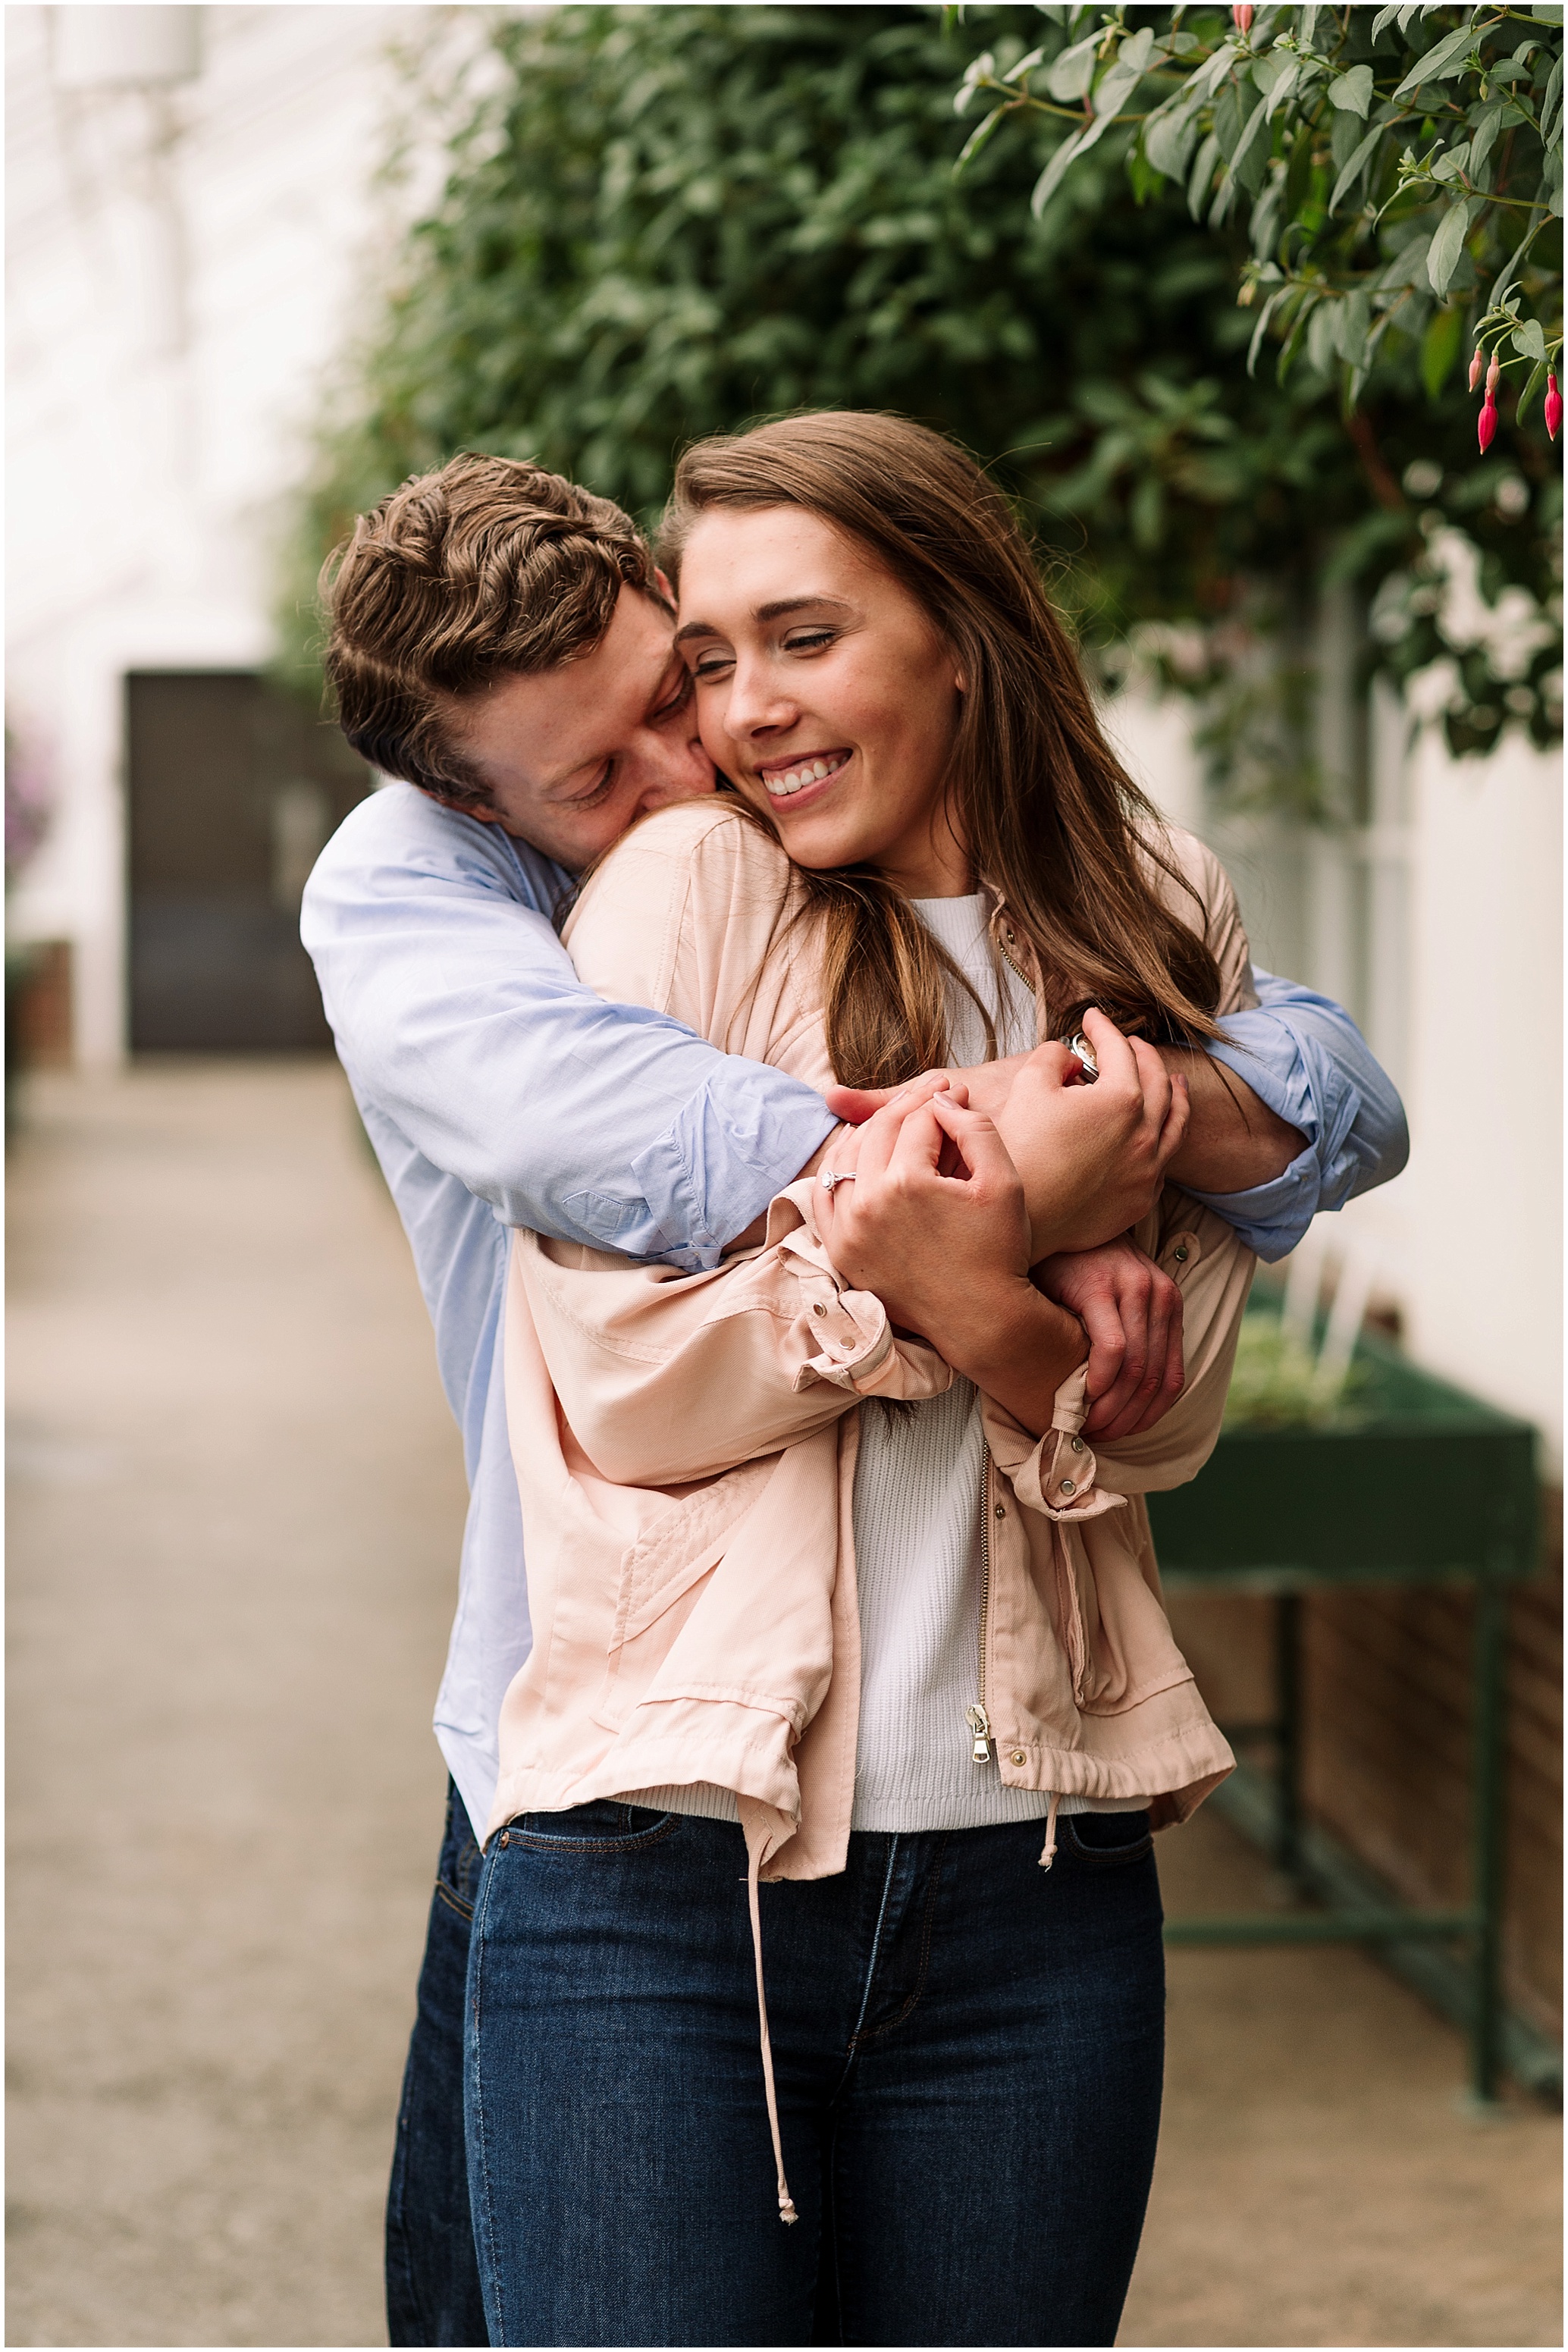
[304,410,1406,2351]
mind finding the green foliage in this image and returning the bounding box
[281,4,1560,772]
[1222,1306,1369,1428]
[954,4,1563,404]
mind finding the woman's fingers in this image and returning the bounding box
[926,1091,1021,1190]
[823,1069,955,1126]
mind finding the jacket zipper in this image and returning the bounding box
[970,924,1027,1768]
[966,1439,994,1764]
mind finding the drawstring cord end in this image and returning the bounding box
[1038,1789,1062,1872]
[745,1824,799,2227]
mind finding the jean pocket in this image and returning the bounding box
[1061,1809,1154,1868]
[494,1800,681,1855]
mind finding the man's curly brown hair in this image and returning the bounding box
[320,453,661,811]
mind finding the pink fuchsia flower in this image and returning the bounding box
[1232,3,1255,32]
[1477,390,1497,452]
[1485,355,1501,395]
[1469,349,1484,392]
[1545,371,1562,442]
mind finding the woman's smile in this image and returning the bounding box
[754,746,852,804]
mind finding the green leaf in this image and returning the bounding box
[1227,89,1273,186]
[1329,121,1385,211]
[1045,29,1101,102]
[1469,101,1507,177]
[1306,297,1338,376]
[1329,64,1375,117]
[1187,130,1221,219]
[1143,95,1203,179]
[1516,357,1549,420]
[1246,285,1287,374]
[1394,23,1488,102]
[955,102,1008,169]
[1512,314,1549,362]
[1338,289,1372,368]
[1421,301,1463,394]
[1030,124,1092,216]
[1427,196,1477,296]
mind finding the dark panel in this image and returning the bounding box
[127,671,368,1052]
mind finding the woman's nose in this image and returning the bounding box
[723,652,797,740]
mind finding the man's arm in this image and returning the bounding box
[1181,971,1410,1262]
[301,788,835,1272]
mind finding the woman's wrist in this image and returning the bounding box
[935,1275,1088,1437]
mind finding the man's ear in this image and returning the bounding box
[430,793,503,826]
[654,565,677,608]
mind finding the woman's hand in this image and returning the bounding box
[818,1089,1087,1436]
[1033,1237,1185,1441]
[826,1010,1190,1262]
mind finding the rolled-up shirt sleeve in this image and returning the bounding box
[1191,968,1410,1262]
[301,788,836,1270]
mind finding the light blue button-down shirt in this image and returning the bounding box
[302,786,1407,1836]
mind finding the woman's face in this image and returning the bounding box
[674,506,971,897]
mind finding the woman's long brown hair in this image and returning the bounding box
[660,412,1224,1090]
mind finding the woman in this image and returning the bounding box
[466,414,1259,2348]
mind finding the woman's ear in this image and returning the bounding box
[954,666,968,695]
[654,565,677,607]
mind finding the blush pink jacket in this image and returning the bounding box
[491,798,1256,1871]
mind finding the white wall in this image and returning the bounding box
[6,2,441,1063]
[1113,687,1563,1467]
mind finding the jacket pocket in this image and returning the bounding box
[1050,1518,1194,1717]
[591,1454,781,1734]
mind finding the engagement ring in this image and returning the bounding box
[819,1168,858,1192]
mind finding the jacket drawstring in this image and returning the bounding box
[745,1836,798,2224]
[1037,1789,1062,1871]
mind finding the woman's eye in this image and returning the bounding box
[691,655,734,682]
[783,629,838,655]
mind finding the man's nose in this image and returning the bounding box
[629,730,714,817]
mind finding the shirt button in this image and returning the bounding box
[1060,1478,1076,1496]
[812,1302,828,1317]
[994,1502,1005,1519]
[1010,1750,1027,1767]
[1071,1438,1084,1454]
[1173,1245,1189,1263]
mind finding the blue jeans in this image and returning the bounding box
[386,1782,490,2347]
[466,1802,1165,2348]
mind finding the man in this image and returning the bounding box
[302,452,1406,2346]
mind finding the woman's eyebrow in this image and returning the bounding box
[673,594,854,646]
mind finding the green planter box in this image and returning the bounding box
[1149,1320,1538,1590]
[1146,1307,1545,2102]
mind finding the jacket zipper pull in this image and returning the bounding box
[966,1702,993,1764]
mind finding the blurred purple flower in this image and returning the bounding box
[5,721,54,887]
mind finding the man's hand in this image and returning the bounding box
[826,1009,1190,1262]
[1034,1237,1185,1441]
[817,1087,1087,1435]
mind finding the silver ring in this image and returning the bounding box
[819,1168,858,1192]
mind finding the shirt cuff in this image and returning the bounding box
[628,1065,837,1272]
[1185,1141,1322,1265]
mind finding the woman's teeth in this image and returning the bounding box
[766,755,845,798]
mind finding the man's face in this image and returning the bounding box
[439,583,715,870]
